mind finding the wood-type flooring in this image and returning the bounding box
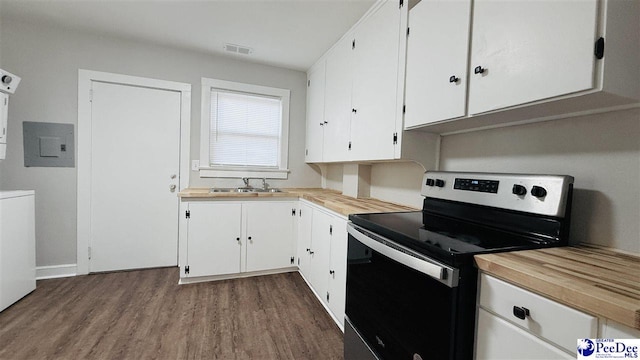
[0,268,344,359]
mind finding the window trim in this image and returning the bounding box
[199,78,290,179]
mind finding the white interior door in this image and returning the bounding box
[89,81,181,272]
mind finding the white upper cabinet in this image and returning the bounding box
[305,61,326,163]
[350,0,402,161]
[404,0,640,133]
[404,0,471,127]
[305,0,441,164]
[323,34,354,162]
[468,0,598,115]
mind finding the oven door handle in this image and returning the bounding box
[348,223,459,288]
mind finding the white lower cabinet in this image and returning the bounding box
[182,200,296,279]
[475,273,597,359]
[297,201,348,328]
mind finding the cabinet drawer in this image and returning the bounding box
[475,308,573,360]
[479,273,597,353]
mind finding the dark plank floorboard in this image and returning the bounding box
[0,268,343,360]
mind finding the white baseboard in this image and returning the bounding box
[36,264,77,280]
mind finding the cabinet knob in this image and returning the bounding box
[513,306,530,320]
[236,237,240,241]
[306,248,310,252]
[352,108,357,113]
[449,75,459,83]
[474,66,486,74]
[329,270,335,275]
[319,122,324,126]
[248,236,252,241]
[309,250,315,255]
[324,121,328,124]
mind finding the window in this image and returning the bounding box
[199,78,290,178]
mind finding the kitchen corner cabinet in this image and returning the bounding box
[304,61,326,163]
[181,200,296,279]
[405,0,640,132]
[297,201,348,327]
[305,0,438,164]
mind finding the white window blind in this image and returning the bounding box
[209,90,282,168]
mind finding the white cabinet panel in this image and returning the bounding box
[468,0,598,114]
[0,192,36,312]
[297,202,314,275]
[323,35,353,162]
[305,62,325,163]
[327,217,348,327]
[186,202,242,277]
[350,0,401,161]
[307,210,332,300]
[404,0,471,127]
[475,308,573,360]
[244,202,295,273]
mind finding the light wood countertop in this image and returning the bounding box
[178,188,417,216]
[475,245,640,330]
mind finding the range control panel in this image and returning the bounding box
[453,178,499,193]
[421,171,574,217]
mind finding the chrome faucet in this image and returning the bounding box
[241,177,251,188]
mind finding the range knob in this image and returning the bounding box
[512,184,527,196]
[425,178,435,187]
[435,179,445,188]
[531,186,547,198]
[1,75,12,85]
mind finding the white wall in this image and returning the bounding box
[370,161,426,209]
[0,17,320,267]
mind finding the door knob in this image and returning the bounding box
[169,184,177,192]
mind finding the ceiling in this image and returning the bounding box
[0,0,376,71]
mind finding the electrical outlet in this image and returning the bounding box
[191,160,200,171]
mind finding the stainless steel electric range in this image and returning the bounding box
[344,171,574,360]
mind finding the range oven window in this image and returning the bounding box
[346,235,457,360]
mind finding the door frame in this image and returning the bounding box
[76,69,191,275]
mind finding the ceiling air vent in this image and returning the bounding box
[224,43,253,55]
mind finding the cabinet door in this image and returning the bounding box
[468,0,598,114]
[323,34,354,162]
[244,201,295,272]
[476,308,573,360]
[404,0,471,127]
[327,217,348,327]
[296,202,314,277]
[350,1,401,161]
[307,209,332,299]
[305,62,325,163]
[186,202,242,277]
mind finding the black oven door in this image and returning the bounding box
[345,224,461,360]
